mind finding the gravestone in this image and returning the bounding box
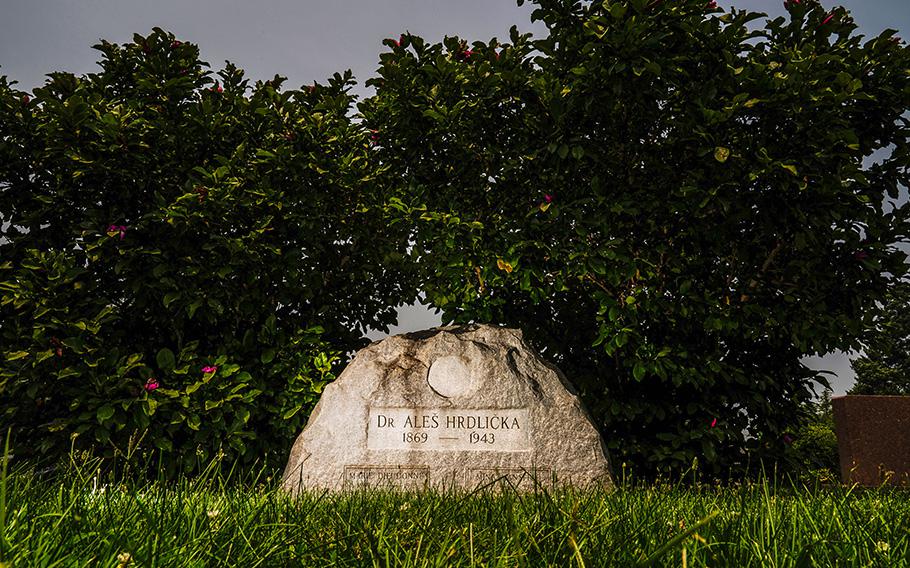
[832,395,910,486]
[282,324,613,493]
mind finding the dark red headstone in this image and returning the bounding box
[832,395,910,486]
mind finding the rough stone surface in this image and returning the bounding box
[832,395,910,487]
[282,324,613,493]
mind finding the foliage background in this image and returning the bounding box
[362,0,910,474]
[0,29,413,475]
[2,0,909,478]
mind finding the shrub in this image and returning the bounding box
[362,0,910,474]
[788,390,839,481]
[0,29,412,475]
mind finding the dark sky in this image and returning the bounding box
[2,0,907,392]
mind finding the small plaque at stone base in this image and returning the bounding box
[343,465,430,489]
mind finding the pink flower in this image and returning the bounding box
[821,11,836,26]
[388,37,400,48]
[202,365,218,374]
[145,377,159,392]
[709,417,717,428]
[370,129,380,141]
[107,224,127,240]
[853,250,869,261]
[544,194,554,204]
[706,1,717,9]
[171,40,182,48]
[211,83,223,93]
[21,95,30,105]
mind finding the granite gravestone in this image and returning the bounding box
[282,324,613,493]
[832,395,910,486]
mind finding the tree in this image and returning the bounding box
[850,280,910,395]
[0,29,413,475]
[362,0,910,474]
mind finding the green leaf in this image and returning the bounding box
[261,348,276,364]
[219,363,241,377]
[187,300,203,319]
[156,348,176,371]
[144,398,158,416]
[96,405,115,422]
[610,3,628,19]
[163,292,180,308]
[422,109,446,122]
[57,367,80,379]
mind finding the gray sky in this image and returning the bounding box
[2,0,908,393]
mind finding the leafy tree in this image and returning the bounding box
[849,280,910,395]
[0,29,412,475]
[362,0,910,474]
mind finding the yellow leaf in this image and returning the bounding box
[539,202,551,213]
[714,147,731,163]
[743,98,760,108]
[5,351,29,361]
[496,259,513,273]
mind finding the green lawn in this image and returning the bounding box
[1,457,908,567]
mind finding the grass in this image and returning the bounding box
[1,454,909,567]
